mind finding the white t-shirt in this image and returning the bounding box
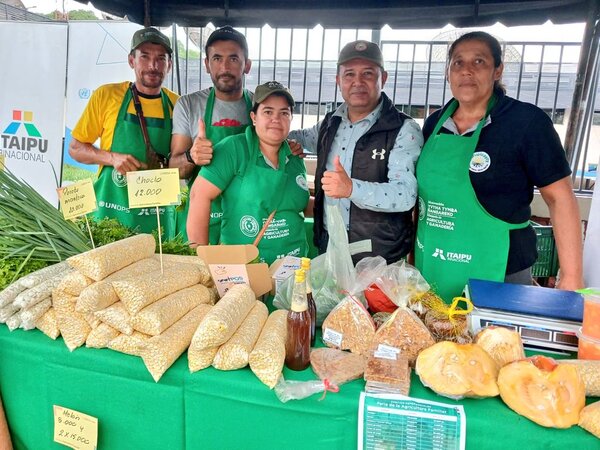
[171,87,253,140]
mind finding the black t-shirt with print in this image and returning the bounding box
[423,92,571,274]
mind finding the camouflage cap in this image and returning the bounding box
[253,81,295,107]
[131,27,172,54]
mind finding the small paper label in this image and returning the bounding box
[57,179,97,220]
[374,344,400,360]
[208,263,251,297]
[322,328,343,347]
[127,168,180,208]
[53,405,98,450]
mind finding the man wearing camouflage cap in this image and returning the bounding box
[69,27,178,235]
[289,40,423,264]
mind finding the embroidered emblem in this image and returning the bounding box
[355,41,368,51]
[418,196,425,221]
[470,151,491,173]
[240,215,259,238]
[296,175,308,191]
[371,148,386,160]
[112,168,127,187]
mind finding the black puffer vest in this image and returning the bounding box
[313,93,414,264]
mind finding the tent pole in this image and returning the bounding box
[564,0,600,166]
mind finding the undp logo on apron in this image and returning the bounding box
[112,169,128,187]
[469,151,491,173]
[240,215,259,237]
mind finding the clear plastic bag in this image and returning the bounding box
[374,260,430,313]
[274,376,339,403]
[274,205,373,324]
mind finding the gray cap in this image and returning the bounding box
[131,27,172,54]
[253,81,295,107]
[337,40,384,69]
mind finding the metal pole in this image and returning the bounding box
[564,0,600,165]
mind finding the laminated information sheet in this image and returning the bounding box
[358,392,466,450]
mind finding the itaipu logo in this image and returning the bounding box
[432,247,472,263]
[0,110,48,163]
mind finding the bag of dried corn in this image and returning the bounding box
[113,264,204,315]
[142,304,212,382]
[189,284,255,351]
[212,301,268,371]
[131,284,212,336]
[67,234,155,281]
[249,309,287,389]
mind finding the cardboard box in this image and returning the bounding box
[196,245,272,298]
[269,256,302,295]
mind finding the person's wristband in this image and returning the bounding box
[184,149,195,164]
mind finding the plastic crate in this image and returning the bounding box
[531,221,559,278]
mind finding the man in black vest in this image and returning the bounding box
[289,40,423,264]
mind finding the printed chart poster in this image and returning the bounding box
[0,22,68,207]
[358,393,466,450]
[63,21,142,183]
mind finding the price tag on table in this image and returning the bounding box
[127,168,180,208]
[53,405,98,450]
[358,393,466,450]
[57,179,97,220]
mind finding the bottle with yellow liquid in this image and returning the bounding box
[301,257,316,346]
[285,269,311,371]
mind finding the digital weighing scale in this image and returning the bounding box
[465,279,583,353]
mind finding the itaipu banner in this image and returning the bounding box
[0,22,68,207]
[63,21,142,182]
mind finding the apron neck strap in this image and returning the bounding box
[432,95,497,139]
[204,88,252,128]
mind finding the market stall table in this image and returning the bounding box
[0,326,597,449]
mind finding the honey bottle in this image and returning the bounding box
[301,257,316,346]
[285,269,311,371]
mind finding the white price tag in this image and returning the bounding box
[322,328,343,347]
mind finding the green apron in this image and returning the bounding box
[175,88,252,243]
[415,97,528,302]
[93,87,174,236]
[220,127,309,265]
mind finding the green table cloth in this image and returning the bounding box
[0,325,597,449]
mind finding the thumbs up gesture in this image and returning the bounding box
[189,119,214,166]
[322,155,353,198]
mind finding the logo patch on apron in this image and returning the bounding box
[296,175,308,191]
[112,169,128,187]
[469,151,491,173]
[240,215,259,237]
[418,196,425,221]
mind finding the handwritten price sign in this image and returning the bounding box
[53,405,98,450]
[127,168,180,208]
[57,179,97,220]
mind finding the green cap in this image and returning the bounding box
[131,27,172,54]
[253,81,295,107]
[337,40,384,69]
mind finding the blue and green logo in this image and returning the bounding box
[1,110,48,161]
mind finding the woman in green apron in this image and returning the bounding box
[415,31,583,302]
[186,81,309,265]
